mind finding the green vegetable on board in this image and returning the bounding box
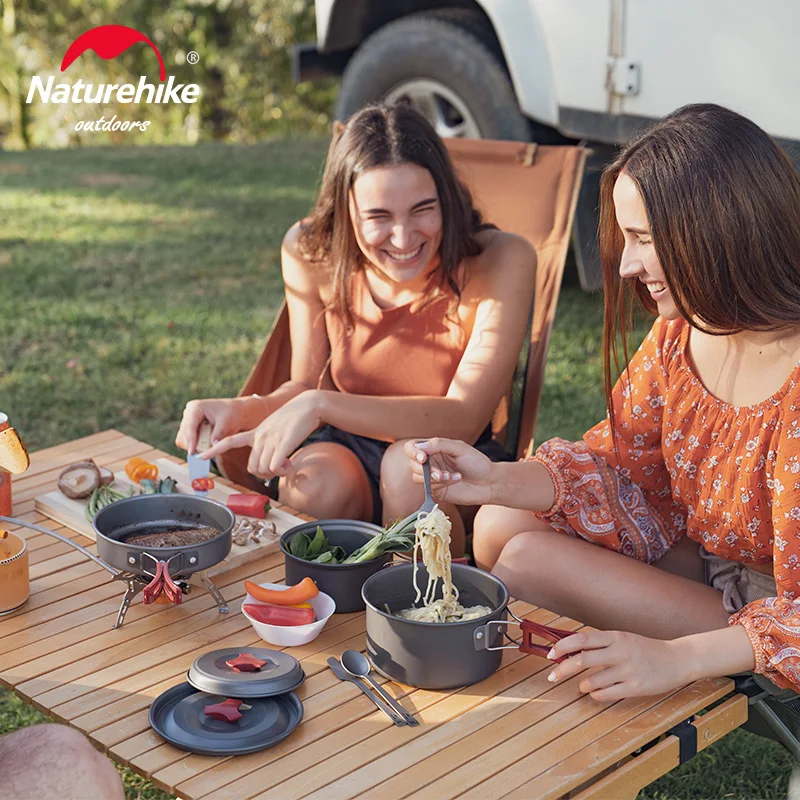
[83,475,179,521]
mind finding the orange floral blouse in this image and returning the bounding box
[532,316,800,691]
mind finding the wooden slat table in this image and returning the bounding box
[0,431,747,800]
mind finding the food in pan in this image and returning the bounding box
[122,526,222,548]
[397,506,491,624]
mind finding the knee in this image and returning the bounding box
[0,725,123,800]
[473,505,526,569]
[280,444,370,519]
[379,440,419,505]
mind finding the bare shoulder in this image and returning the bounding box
[281,220,305,260]
[469,229,536,288]
[281,221,326,293]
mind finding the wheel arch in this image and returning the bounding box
[321,0,558,128]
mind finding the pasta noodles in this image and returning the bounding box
[397,505,492,623]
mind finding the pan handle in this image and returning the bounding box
[474,616,572,662]
[0,515,121,577]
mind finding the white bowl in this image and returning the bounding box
[242,582,336,647]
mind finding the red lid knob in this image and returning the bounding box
[225,653,268,672]
[203,698,243,723]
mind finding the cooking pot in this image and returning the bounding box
[361,562,572,689]
[280,519,390,613]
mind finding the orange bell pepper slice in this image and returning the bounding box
[125,458,158,484]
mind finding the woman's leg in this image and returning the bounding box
[380,439,467,555]
[472,505,556,571]
[493,530,730,639]
[278,442,373,521]
[652,535,706,583]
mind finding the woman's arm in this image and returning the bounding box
[548,624,756,701]
[251,222,336,417]
[307,232,537,442]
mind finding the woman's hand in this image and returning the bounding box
[404,438,498,506]
[200,391,322,479]
[546,630,690,701]
[175,396,268,454]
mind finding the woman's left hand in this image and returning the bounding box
[200,391,322,479]
[546,630,689,701]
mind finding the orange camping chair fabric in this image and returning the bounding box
[217,138,588,491]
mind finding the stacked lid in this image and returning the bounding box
[149,647,305,755]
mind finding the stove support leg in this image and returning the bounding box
[113,577,143,629]
[197,571,229,614]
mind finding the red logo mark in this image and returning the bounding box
[61,25,166,81]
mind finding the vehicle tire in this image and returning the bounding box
[334,12,530,141]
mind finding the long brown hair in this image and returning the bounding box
[298,103,489,325]
[600,103,800,429]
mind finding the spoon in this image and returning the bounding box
[340,650,419,726]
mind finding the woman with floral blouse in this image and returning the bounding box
[405,103,800,702]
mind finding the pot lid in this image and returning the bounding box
[187,647,305,698]
[149,682,303,756]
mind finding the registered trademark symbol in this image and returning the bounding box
[187,51,199,65]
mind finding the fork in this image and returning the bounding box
[420,459,436,517]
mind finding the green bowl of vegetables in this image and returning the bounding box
[280,515,417,613]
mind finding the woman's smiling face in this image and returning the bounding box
[349,162,443,283]
[614,171,681,320]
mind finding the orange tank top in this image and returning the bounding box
[325,269,467,397]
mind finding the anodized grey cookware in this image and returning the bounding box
[93,493,234,576]
[281,519,391,613]
[361,562,509,689]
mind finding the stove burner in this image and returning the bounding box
[111,570,229,628]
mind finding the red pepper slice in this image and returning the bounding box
[191,477,215,492]
[244,603,315,626]
[227,494,271,519]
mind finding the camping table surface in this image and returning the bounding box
[0,431,747,800]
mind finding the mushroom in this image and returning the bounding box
[98,467,114,486]
[58,460,102,499]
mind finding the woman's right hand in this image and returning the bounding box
[175,396,267,454]
[404,438,498,506]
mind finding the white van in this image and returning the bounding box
[294,0,800,290]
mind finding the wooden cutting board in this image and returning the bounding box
[34,458,304,576]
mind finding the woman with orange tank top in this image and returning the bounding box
[176,103,536,554]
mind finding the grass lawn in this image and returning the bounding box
[0,139,794,799]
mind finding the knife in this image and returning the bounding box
[187,422,212,495]
[327,657,406,726]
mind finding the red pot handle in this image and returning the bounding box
[519,618,572,663]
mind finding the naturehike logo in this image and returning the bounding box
[62,25,166,81]
[25,24,201,134]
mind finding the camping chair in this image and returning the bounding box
[217,137,588,492]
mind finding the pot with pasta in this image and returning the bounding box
[361,560,509,689]
[361,505,571,689]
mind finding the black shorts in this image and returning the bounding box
[265,425,513,525]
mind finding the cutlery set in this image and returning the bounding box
[328,651,419,727]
